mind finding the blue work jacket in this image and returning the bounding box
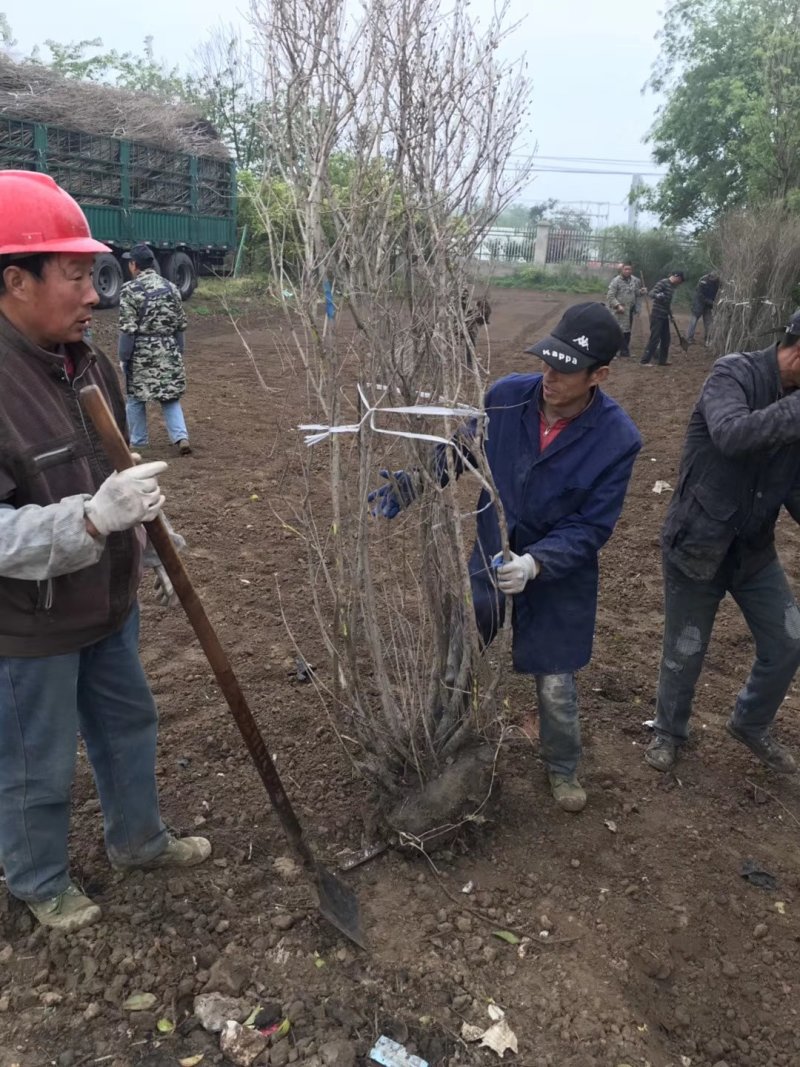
[464,373,641,675]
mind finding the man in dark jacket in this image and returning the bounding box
[640,271,685,367]
[687,271,720,346]
[371,303,642,811]
[646,310,800,774]
[0,171,210,934]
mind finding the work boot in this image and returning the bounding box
[177,439,192,456]
[726,720,797,774]
[548,773,587,813]
[645,734,678,772]
[27,884,101,933]
[113,835,212,872]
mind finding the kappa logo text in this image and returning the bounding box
[541,348,578,365]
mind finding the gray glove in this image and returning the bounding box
[85,462,167,536]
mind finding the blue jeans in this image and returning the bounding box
[655,556,800,743]
[535,673,581,777]
[126,398,189,447]
[0,605,167,902]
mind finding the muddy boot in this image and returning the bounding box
[27,884,101,933]
[645,734,678,772]
[548,774,587,813]
[113,835,211,872]
[726,720,797,774]
[178,439,192,456]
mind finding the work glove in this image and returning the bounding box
[368,469,420,519]
[152,565,178,609]
[493,551,539,595]
[142,520,186,610]
[85,461,167,536]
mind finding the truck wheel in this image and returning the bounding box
[161,252,197,301]
[93,254,124,309]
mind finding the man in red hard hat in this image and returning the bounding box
[0,171,210,933]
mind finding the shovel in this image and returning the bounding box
[669,310,689,352]
[79,384,367,951]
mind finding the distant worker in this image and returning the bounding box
[606,262,646,357]
[640,270,685,367]
[462,289,492,367]
[687,271,720,347]
[118,244,192,456]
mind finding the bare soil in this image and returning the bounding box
[2,289,800,1067]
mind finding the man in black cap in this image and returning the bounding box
[640,270,685,367]
[371,302,642,811]
[646,309,800,775]
[118,244,192,456]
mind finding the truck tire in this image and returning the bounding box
[161,252,197,301]
[92,254,124,309]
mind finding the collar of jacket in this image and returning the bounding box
[519,375,603,460]
[0,311,93,379]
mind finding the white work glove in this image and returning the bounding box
[496,551,540,595]
[152,565,178,608]
[85,461,167,536]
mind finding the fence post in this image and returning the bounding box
[534,223,550,266]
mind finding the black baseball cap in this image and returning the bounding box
[122,243,156,266]
[525,301,623,373]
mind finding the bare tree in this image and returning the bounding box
[248,0,531,842]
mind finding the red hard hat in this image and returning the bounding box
[0,171,110,256]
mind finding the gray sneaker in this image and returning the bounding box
[113,835,212,872]
[726,720,797,774]
[645,734,678,772]
[27,883,101,933]
[548,774,587,813]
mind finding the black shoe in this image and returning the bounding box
[726,720,797,774]
[645,734,678,772]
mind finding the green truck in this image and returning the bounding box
[0,116,237,307]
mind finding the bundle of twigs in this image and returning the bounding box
[711,203,800,353]
[0,56,228,158]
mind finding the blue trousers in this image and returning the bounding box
[655,556,800,743]
[0,605,167,902]
[471,581,581,776]
[126,397,189,447]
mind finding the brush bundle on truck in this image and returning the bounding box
[0,57,237,307]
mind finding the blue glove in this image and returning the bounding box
[368,469,419,519]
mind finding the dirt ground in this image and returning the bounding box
[3,287,800,1067]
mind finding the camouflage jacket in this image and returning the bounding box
[606,274,643,325]
[118,269,188,402]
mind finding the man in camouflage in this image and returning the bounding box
[606,262,645,357]
[118,244,191,455]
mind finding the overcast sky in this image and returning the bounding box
[5,0,666,225]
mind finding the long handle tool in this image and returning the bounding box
[80,384,366,950]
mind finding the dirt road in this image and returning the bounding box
[2,289,799,1067]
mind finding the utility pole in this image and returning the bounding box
[628,174,643,229]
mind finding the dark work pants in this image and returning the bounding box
[641,316,671,365]
[654,556,800,743]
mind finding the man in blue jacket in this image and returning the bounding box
[371,303,642,812]
[646,310,800,774]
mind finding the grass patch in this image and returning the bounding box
[492,265,602,293]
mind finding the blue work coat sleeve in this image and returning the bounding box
[522,440,640,583]
[701,358,800,457]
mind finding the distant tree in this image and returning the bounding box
[496,199,557,229]
[645,0,800,228]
